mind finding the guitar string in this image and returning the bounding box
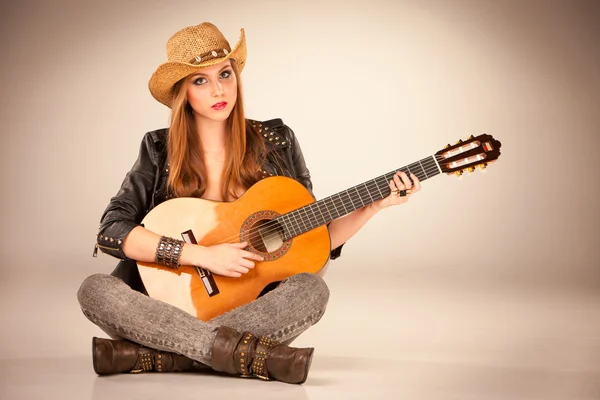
[202,157,445,248]
[208,157,445,247]
[189,151,483,251]
[207,157,446,247]
[205,161,442,247]
[229,150,485,246]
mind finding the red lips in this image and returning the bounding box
[211,102,227,110]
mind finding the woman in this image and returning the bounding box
[77,22,421,384]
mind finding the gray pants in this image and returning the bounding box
[77,272,329,366]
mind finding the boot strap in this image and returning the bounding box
[130,349,165,373]
[250,336,279,381]
[236,332,255,377]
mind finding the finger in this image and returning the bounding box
[399,172,412,189]
[231,242,248,248]
[394,173,411,198]
[228,271,242,278]
[234,266,250,274]
[240,259,255,269]
[388,179,398,196]
[243,251,264,261]
[393,174,405,191]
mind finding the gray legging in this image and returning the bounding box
[77,272,329,365]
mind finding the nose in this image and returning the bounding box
[212,80,224,97]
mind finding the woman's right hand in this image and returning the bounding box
[193,242,265,278]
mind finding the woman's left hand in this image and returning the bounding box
[371,171,421,211]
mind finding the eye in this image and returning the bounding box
[193,77,207,85]
[220,70,232,79]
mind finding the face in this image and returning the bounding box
[186,59,238,123]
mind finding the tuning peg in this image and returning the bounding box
[468,135,475,140]
[455,170,464,177]
[456,139,463,145]
[444,143,451,149]
[478,163,488,170]
[467,166,475,173]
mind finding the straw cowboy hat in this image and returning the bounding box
[148,22,247,108]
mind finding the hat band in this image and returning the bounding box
[189,48,230,65]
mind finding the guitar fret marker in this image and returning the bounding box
[338,193,349,214]
[316,203,326,225]
[373,178,384,199]
[418,160,429,179]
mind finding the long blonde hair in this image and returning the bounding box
[166,61,266,201]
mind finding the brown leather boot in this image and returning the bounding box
[210,326,314,384]
[92,337,206,375]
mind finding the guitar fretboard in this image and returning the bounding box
[277,155,441,240]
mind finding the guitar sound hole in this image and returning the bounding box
[249,219,284,253]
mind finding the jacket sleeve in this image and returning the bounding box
[95,133,157,260]
[285,125,345,260]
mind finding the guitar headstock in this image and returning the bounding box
[435,134,502,176]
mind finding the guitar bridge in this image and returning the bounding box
[181,230,220,297]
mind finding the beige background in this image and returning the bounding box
[0,0,599,397]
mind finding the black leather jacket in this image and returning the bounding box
[94,118,344,264]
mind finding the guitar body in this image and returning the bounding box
[137,176,331,321]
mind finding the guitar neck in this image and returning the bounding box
[279,155,442,240]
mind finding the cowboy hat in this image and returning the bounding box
[148,22,246,108]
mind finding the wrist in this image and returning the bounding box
[181,243,212,268]
[180,243,200,266]
[367,202,383,214]
[155,236,184,269]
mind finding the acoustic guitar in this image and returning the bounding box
[137,134,502,321]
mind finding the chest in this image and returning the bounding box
[202,158,245,202]
[154,153,286,206]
